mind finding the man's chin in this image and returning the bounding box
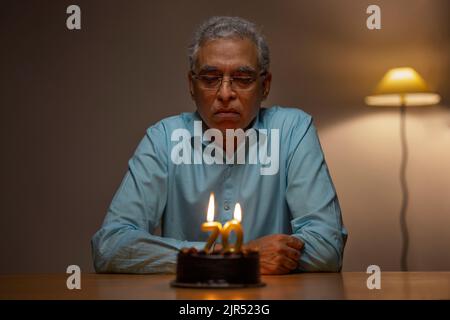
[208,116,240,129]
[211,113,242,127]
[213,121,245,134]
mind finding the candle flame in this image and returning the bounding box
[207,193,215,222]
[233,203,242,222]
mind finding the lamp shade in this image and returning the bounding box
[365,67,441,106]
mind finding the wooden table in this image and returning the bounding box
[1,272,449,300]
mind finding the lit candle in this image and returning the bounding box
[201,193,222,253]
[222,203,244,253]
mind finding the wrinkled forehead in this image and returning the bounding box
[194,37,259,72]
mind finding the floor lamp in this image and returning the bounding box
[365,67,441,271]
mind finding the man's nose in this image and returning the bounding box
[217,79,236,101]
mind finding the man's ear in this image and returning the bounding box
[188,71,195,99]
[262,72,272,100]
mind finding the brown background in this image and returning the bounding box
[1,0,449,273]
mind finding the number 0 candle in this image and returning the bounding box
[222,203,244,253]
[201,193,222,253]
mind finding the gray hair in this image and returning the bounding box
[188,16,270,72]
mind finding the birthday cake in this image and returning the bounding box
[171,248,265,288]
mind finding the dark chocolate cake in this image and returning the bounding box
[171,248,265,288]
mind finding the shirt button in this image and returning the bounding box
[224,204,230,210]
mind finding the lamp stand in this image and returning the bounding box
[399,99,409,271]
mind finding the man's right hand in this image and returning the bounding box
[244,234,304,275]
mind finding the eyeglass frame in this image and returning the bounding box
[190,69,268,92]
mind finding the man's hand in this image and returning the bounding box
[244,234,304,275]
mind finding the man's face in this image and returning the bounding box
[189,38,271,134]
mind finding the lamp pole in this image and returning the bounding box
[399,95,409,271]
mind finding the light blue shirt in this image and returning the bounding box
[91,106,347,273]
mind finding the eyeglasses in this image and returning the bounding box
[191,71,267,92]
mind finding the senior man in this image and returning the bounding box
[91,16,347,274]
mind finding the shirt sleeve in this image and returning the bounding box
[91,125,204,274]
[286,116,348,272]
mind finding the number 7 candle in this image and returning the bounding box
[201,193,222,253]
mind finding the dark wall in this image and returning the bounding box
[1,0,448,273]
